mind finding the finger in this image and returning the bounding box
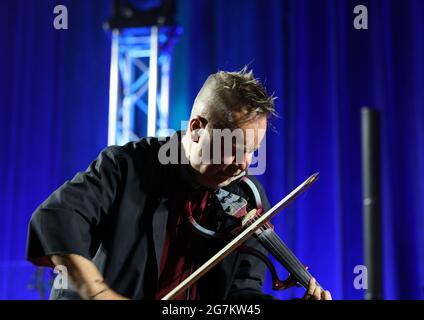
[322,290,332,300]
[303,278,315,300]
[312,285,322,300]
[306,278,316,296]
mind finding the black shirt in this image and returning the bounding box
[26,134,275,300]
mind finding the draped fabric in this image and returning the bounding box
[0,0,423,299]
[172,0,424,300]
[0,0,112,299]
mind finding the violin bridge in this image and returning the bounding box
[241,209,257,226]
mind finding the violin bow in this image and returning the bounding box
[161,172,319,300]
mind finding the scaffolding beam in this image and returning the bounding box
[108,26,181,146]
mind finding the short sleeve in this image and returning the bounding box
[26,147,122,267]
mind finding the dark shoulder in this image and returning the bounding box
[244,175,271,211]
[111,136,166,157]
[99,136,169,166]
[95,136,171,193]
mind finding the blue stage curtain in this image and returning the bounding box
[172,0,424,300]
[0,0,112,299]
[0,0,422,299]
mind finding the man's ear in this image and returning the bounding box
[189,117,203,143]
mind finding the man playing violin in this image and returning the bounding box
[26,67,331,300]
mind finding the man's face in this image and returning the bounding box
[188,115,267,189]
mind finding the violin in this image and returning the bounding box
[162,173,323,300]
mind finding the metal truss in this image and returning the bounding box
[108,26,181,146]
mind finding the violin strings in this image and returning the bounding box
[248,224,308,284]
[260,229,314,287]
[264,228,314,285]
[245,215,315,288]
[257,230,311,288]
